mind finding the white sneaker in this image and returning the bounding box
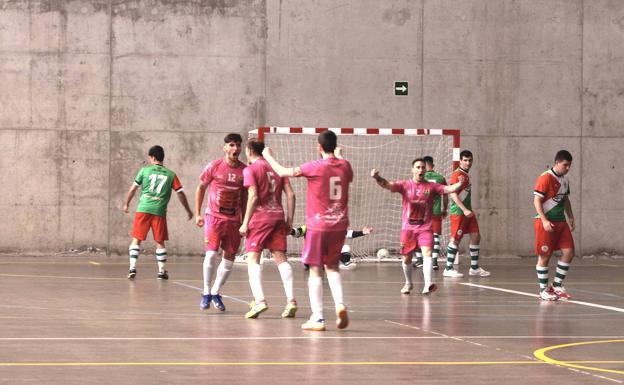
[552,286,571,300]
[539,288,558,301]
[339,261,357,271]
[443,269,464,278]
[400,283,413,294]
[422,283,437,295]
[469,267,491,277]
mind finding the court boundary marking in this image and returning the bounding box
[534,340,624,376]
[461,283,624,314]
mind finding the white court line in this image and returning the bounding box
[461,283,624,314]
[4,335,624,341]
[173,281,249,305]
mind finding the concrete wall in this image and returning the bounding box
[1,0,622,256]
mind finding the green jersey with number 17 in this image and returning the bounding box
[135,164,183,217]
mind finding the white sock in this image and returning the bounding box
[202,251,217,295]
[402,261,413,284]
[155,248,167,273]
[308,275,323,320]
[326,271,344,306]
[423,256,433,287]
[278,262,295,302]
[129,245,140,270]
[210,258,233,295]
[248,263,264,303]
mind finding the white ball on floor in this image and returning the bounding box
[377,248,389,259]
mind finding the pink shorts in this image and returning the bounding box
[204,214,241,255]
[245,220,288,253]
[301,229,347,267]
[400,229,434,255]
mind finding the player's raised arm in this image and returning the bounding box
[371,169,392,190]
[262,147,297,177]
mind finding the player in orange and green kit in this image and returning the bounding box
[534,150,575,301]
[443,150,490,278]
[123,145,193,280]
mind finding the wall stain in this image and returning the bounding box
[382,6,411,26]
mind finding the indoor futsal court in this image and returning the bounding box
[1,256,623,384]
[2,0,623,384]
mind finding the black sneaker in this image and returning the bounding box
[157,270,169,280]
[412,259,423,268]
[432,264,439,271]
[127,269,136,279]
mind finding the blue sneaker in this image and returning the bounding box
[212,294,226,311]
[200,294,211,310]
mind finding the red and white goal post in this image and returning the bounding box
[250,127,460,260]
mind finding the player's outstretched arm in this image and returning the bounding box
[176,191,193,220]
[334,145,344,159]
[443,180,463,194]
[194,184,207,227]
[122,184,139,213]
[262,147,296,177]
[370,169,391,190]
[239,185,258,236]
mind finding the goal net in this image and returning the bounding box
[250,127,460,260]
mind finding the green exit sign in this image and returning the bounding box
[395,81,408,96]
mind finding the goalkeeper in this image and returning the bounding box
[291,225,373,270]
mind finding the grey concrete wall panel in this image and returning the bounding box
[424,0,582,137]
[583,0,624,137]
[111,0,266,133]
[266,0,423,128]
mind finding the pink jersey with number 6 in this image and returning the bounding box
[296,157,353,232]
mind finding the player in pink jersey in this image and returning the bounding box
[263,130,351,332]
[372,158,462,295]
[195,133,247,312]
[239,138,298,319]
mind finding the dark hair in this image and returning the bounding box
[412,158,426,167]
[318,130,337,153]
[555,150,573,162]
[224,133,242,144]
[423,156,434,166]
[247,138,265,156]
[460,150,473,160]
[148,145,165,162]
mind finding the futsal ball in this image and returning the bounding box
[376,248,389,259]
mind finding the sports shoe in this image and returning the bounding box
[468,267,491,277]
[336,304,349,329]
[211,294,226,311]
[539,287,559,301]
[443,268,464,278]
[400,283,413,294]
[432,263,439,271]
[157,270,169,280]
[553,286,571,300]
[422,283,437,295]
[200,294,212,310]
[127,269,136,279]
[339,261,357,271]
[412,259,423,268]
[301,318,325,331]
[281,302,298,318]
[245,300,268,319]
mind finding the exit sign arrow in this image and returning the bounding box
[395,81,408,96]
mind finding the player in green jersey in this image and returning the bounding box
[123,145,193,280]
